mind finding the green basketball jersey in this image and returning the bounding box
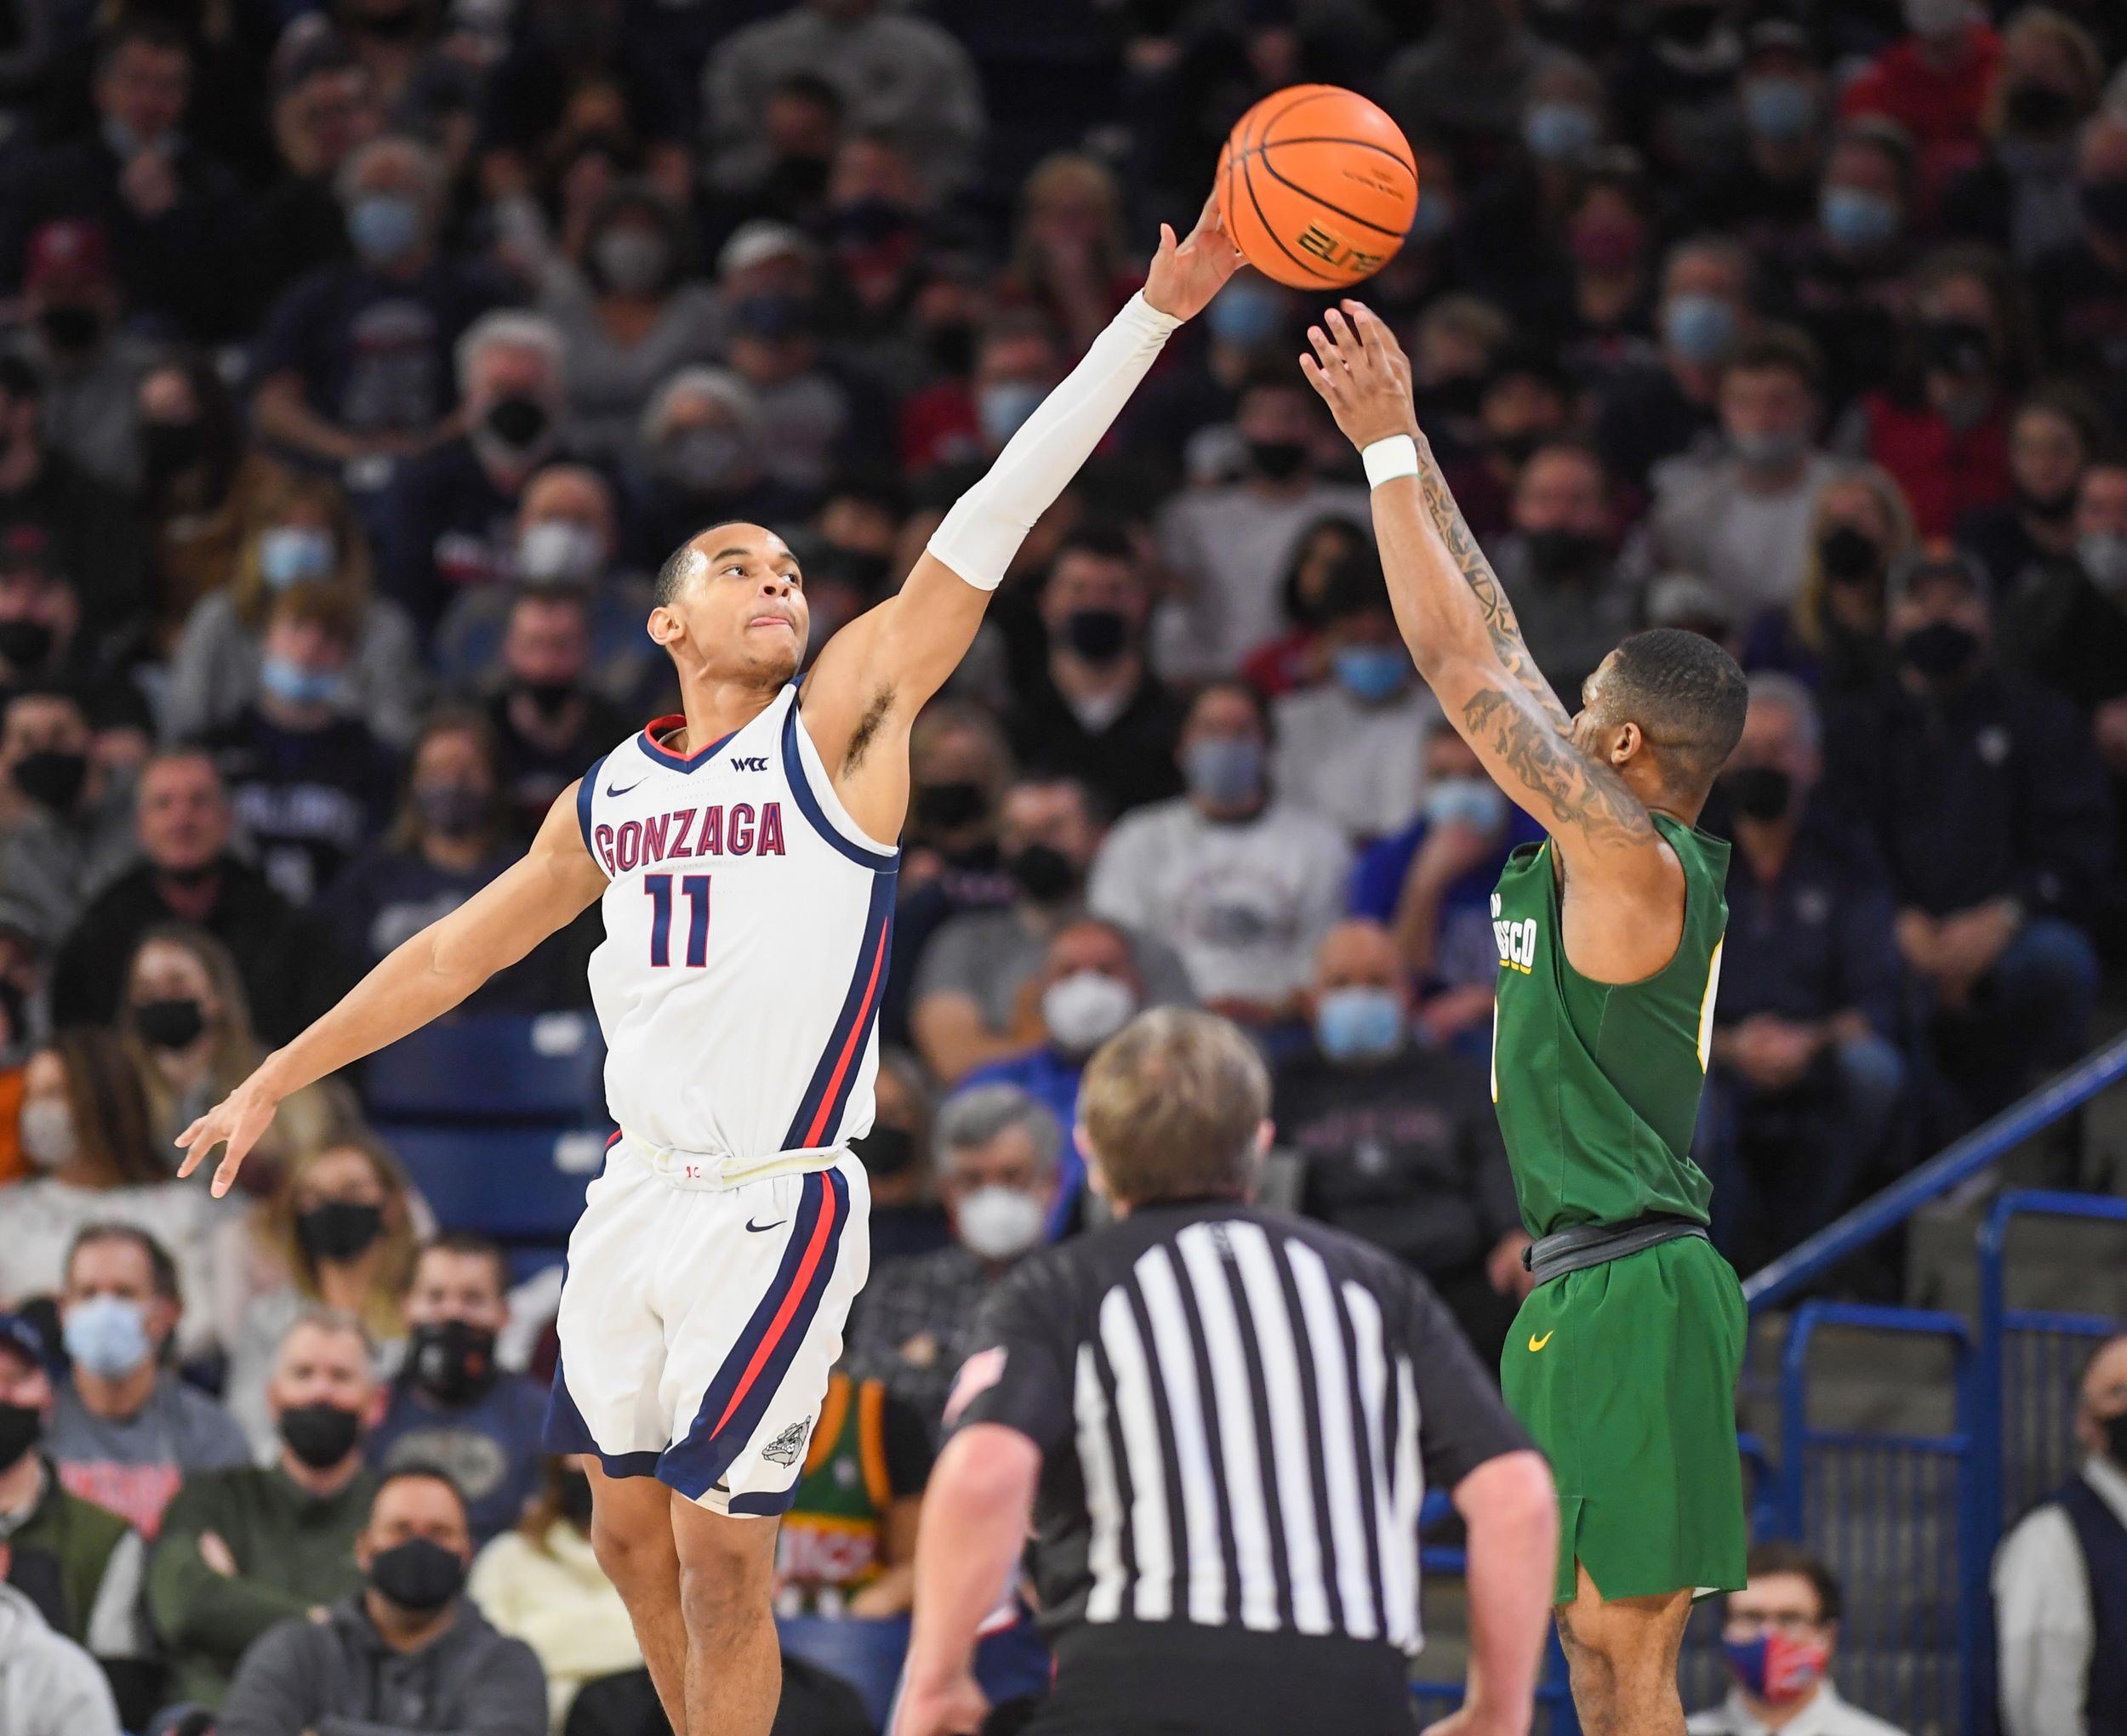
[1488,811,1730,1238]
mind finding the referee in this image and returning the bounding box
[893,1009,1557,1736]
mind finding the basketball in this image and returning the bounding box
[1217,85,1419,290]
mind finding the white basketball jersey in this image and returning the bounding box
[576,685,898,1176]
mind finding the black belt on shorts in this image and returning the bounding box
[1521,1212,1709,1287]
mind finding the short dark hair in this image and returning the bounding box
[0,354,43,405]
[1050,522,1135,569]
[1602,627,1748,792]
[68,1222,180,1306]
[412,1232,509,1299]
[1741,1541,1842,1625]
[371,1459,470,1517]
[653,526,761,609]
[96,17,192,77]
[1725,325,1824,398]
[1318,550,1392,624]
[769,71,842,119]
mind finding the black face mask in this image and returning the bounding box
[11,748,86,813]
[1246,438,1309,481]
[2082,179,2127,235]
[483,396,550,452]
[1006,841,1080,905]
[0,978,27,1051]
[2004,83,2076,136]
[556,1466,595,1528]
[1898,619,1982,680]
[915,780,986,832]
[1523,527,1603,578]
[139,418,207,485]
[850,1123,915,1178]
[157,860,219,891]
[1417,376,1485,421]
[37,304,102,355]
[132,996,205,1051]
[296,1199,385,1262]
[1652,1,1719,46]
[2105,1409,2127,1469]
[1820,525,1882,584]
[0,620,55,672]
[0,1400,41,1471]
[926,322,976,375]
[278,1400,363,1470]
[1923,318,1994,378]
[1062,607,1131,663]
[516,677,574,720]
[2016,481,2078,523]
[1489,428,1543,468]
[406,1318,496,1405]
[368,1535,465,1613]
[1724,765,1793,822]
[353,1,425,40]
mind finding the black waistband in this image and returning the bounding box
[1522,1212,1709,1286]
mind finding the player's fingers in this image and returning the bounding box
[1156,221,1178,257]
[1323,307,1366,370]
[210,1140,249,1200]
[1298,353,1332,399]
[1305,325,1343,373]
[1195,187,1220,232]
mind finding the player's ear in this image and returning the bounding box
[1609,720,1643,766]
[647,604,682,649]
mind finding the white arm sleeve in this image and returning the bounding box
[927,291,1182,589]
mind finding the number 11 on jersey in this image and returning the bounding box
[646,874,710,968]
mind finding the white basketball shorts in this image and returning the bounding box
[544,1137,871,1516]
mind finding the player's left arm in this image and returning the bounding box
[802,195,1244,840]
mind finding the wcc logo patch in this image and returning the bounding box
[762,1420,812,1467]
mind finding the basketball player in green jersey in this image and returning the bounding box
[1302,303,1748,1736]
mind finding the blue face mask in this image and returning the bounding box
[1332,645,1411,703]
[346,193,422,265]
[64,1295,151,1380]
[979,381,1047,448]
[257,526,334,590]
[1183,735,1264,809]
[1742,77,1815,142]
[1206,283,1285,350]
[259,653,344,710]
[1819,186,1899,252]
[1315,986,1406,1063]
[1523,102,1600,163]
[1424,777,1508,834]
[1662,293,1738,367]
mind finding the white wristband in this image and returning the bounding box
[1361,434,1421,489]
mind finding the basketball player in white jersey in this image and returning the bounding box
[174,197,1242,1736]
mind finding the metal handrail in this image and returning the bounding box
[1742,1031,2127,1312]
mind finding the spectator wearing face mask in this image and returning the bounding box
[1826,544,2110,1128]
[0,528,92,699]
[959,918,1147,1237]
[202,584,397,908]
[1609,0,1745,187]
[721,269,864,502]
[1845,248,2027,538]
[1239,514,1371,698]
[1380,0,1575,151]
[858,1050,950,1267]
[910,772,1189,1085]
[366,1237,546,1547]
[1488,439,1640,698]
[1690,1545,1909,1736]
[1938,8,2102,267]
[251,134,509,471]
[1155,370,1371,679]
[0,358,143,639]
[1001,526,1184,821]
[846,1086,1062,1441]
[1959,384,2104,600]
[1274,919,1525,1367]
[45,1227,248,1539]
[1678,20,1828,261]
[0,1035,222,1363]
[148,1310,383,1710]
[0,684,133,944]
[537,182,720,465]
[2033,112,2127,412]
[1437,347,1577,544]
[0,904,47,1181]
[996,152,1143,361]
[1595,236,1758,488]
[164,468,425,750]
[1351,721,1543,1054]
[1701,676,1906,1272]
[1993,1332,2127,1736]
[219,1464,546,1736]
[1548,166,1659,387]
[484,588,633,839]
[434,464,661,718]
[0,1310,154,1725]
[0,1551,123,1736]
[1790,120,1916,405]
[469,1454,646,1731]
[1091,680,1350,1025]
[1744,464,1917,698]
[379,311,576,632]
[1654,327,1839,618]
[1839,0,2001,182]
[1271,551,1442,844]
[630,364,815,567]
[1123,270,1295,498]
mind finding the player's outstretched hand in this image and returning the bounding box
[1301,299,1419,452]
[1143,189,1246,322]
[174,1069,283,1198]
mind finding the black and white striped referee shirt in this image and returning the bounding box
[945,1198,1529,1677]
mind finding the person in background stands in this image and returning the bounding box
[0,681,134,946]
[147,1309,382,1710]
[218,1464,547,1736]
[859,1050,950,1269]
[366,1235,546,1546]
[0,1555,121,1736]
[771,1365,929,1620]
[1688,1543,1911,1736]
[485,587,633,839]
[45,1227,248,1540]
[0,1310,153,1727]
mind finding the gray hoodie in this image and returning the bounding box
[219,1591,547,1736]
[0,1580,122,1736]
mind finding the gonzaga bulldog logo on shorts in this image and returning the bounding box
[762,1420,813,1467]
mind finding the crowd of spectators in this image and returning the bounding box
[1,0,2126,1730]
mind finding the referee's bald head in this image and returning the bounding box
[1077,1009,1271,1210]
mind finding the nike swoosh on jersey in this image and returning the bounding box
[744,1216,786,1233]
[606,776,647,797]
[1527,1331,1554,1352]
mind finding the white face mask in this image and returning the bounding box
[517,520,602,587]
[955,1185,1047,1261]
[20,1099,75,1170]
[1041,970,1138,1055]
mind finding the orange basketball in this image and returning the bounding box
[1217,85,1419,290]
